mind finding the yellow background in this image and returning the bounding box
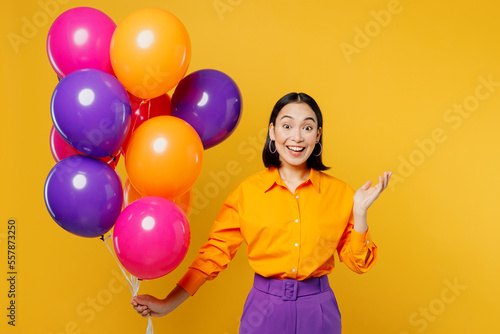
[2,0,499,333]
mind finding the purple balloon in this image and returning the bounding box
[171,69,242,149]
[44,155,123,238]
[51,69,131,157]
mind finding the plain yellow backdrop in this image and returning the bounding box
[2,0,499,333]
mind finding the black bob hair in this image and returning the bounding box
[262,92,329,171]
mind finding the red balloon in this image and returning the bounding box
[50,126,119,168]
[121,93,171,155]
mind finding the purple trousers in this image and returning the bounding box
[239,274,341,334]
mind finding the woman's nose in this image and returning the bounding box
[291,128,303,141]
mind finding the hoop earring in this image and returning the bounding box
[313,142,322,156]
[269,140,277,154]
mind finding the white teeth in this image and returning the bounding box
[287,146,304,152]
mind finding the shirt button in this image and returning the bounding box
[295,243,299,247]
[366,240,370,244]
[295,219,299,223]
[292,268,296,272]
[295,195,299,199]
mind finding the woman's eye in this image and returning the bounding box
[283,124,291,129]
[304,126,313,131]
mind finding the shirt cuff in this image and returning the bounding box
[350,228,374,254]
[177,268,208,296]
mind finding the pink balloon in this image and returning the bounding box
[113,197,190,280]
[49,126,120,168]
[46,7,116,78]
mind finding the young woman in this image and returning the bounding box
[132,92,392,333]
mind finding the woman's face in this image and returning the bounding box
[269,102,322,170]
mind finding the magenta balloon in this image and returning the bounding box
[44,155,123,238]
[51,69,131,157]
[113,197,190,280]
[171,69,242,149]
[47,7,116,78]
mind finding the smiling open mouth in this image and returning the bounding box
[287,146,305,152]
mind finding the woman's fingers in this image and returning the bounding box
[132,302,150,315]
[382,171,392,191]
[136,305,148,312]
[131,295,155,316]
[361,180,372,190]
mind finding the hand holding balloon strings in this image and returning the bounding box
[101,233,153,333]
[45,5,242,332]
[111,197,190,329]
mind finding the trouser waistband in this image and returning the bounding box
[253,273,329,301]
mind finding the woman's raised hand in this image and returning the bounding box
[353,171,392,216]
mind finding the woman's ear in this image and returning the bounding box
[269,123,275,141]
[316,127,322,142]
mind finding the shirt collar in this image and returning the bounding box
[263,167,321,193]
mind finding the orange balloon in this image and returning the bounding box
[125,116,203,199]
[124,178,193,216]
[110,8,191,99]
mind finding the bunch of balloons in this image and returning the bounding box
[43,7,242,280]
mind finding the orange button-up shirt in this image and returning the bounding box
[178,167,377,296]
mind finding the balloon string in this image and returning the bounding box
[139,99,152,119]
[101,233,139,295]
[101,233,153,333]
[146,99,152,120]
[147,316,154,334]
[134,99,150,132]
